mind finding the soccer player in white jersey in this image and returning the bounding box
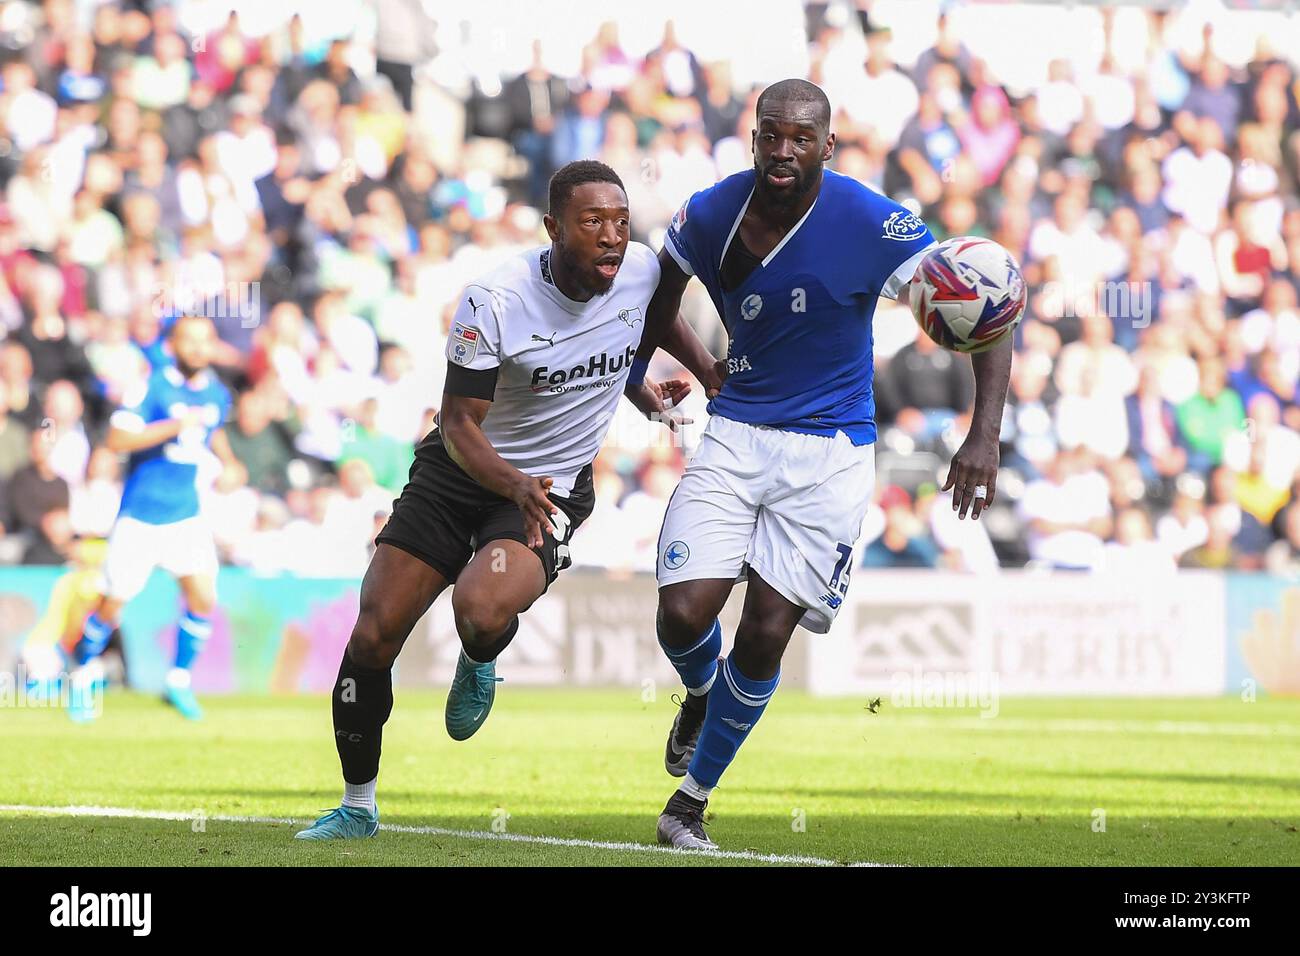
[296,161,719,841]
[625,80,1014,850]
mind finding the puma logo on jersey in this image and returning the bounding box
[467,296,487,318]
[531,332,556,347]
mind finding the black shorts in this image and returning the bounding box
[374,429,595,589]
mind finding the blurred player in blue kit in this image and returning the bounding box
[66,314,244,722]
[626,80,1014,849]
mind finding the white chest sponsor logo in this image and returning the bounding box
[882,210,927,241]
[530,344,636,392]
[167,402,220,427]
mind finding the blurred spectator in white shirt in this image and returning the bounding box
[43,379,90,487]
[1161,116,1232,235]
[1100,505,1177,576]
[313,291,378,378]
[620,459,683,572]
[2,61,57,153]
[372,343,426,444]
[69,447,123,538]
[1018,448,1113,569]
[838,30,918,149]
[1156,480,1210,559]
[1222,393,1300,490]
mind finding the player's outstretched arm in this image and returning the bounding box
[626,251,722,395]
[210,427,249,490]
[942,336,1013,521]
[105,412,196,454]
[440,392,558,549]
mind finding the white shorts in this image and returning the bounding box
[656,415,876,633]
[103,515,219,602]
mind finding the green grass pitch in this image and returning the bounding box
[2,690,1297,866]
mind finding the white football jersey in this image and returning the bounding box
[444,242,661,495]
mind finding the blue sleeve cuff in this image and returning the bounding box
[626,356,650,390]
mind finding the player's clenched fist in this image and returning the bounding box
[705,360,727,400]
[509,474,559,549]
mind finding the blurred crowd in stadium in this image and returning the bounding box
[1,0,1299,578]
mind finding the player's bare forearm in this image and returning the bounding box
[440,397,528,500]
[943,337,1012,519]
[632,247,692,366]
[660,314,718,387]
[105,419,184,454]
[440,392,558,546]
[969,337,1013,442]
[210,427,237,467]
[209,427,248,489]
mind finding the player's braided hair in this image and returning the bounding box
[548,160,626,217]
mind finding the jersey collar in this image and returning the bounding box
[720,181,821,271]
[164,364,212,390]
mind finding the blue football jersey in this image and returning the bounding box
[664,169,935,444]
[112,366,232,525]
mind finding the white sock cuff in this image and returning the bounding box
[343,778,377,812]
[687,666,717,696]
[679,772,713,803]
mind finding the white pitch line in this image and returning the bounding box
[0,804,891,867]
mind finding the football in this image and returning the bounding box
[908,236,1027,353]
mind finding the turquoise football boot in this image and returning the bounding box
[444,649,503,741]
[163,682,204,721]
[67,667,104,724]
[294,805,380,841]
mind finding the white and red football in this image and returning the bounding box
[907,236,1027,354]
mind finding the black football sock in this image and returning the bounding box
[332,648,395,786]
[463,616,520,664]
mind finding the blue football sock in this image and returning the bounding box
[174,609,212,671]
[680,655,780,800]
[659,618,721,693]
[73,613,114,666]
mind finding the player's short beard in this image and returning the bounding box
[175,356,203,379]
[556,239,613,299]
[755,157,820,208]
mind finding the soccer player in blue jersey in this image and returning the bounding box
[626,80,1013,849]
[68,314,243,722]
